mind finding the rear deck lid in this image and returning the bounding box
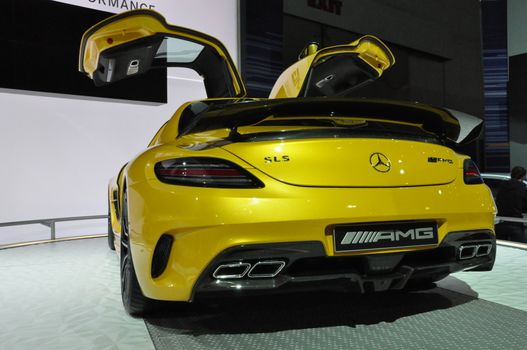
[222,138,459,187]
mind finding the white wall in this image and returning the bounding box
[0,0,238,242]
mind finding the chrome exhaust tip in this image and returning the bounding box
[248,260,286,278]
[459,245,477,260]
[213,262,251,279]
[476,243,493,257]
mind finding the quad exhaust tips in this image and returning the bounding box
[248,261,286,278]
[458,243,493,260]
[212,262,251,279]
[213,260,286,279]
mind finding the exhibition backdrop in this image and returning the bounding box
[0,0,238,241]
[241,0,487,167]
[1,0,526,243]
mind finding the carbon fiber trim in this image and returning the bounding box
[191,230,496,300]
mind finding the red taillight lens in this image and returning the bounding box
[154,157,264,188]
[463,159,483,184]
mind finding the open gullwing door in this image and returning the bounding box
[79,9,246,98]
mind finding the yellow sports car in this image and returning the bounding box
[80,10,496,316]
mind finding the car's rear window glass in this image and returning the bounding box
[155,37,204,63]
[241,120,441,144]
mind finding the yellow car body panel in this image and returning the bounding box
[269,35,395,99]
[269,55,315,99]
[108,178,121,236]
[121,136,494,301]
[82,10,494,313]
[108,166,127,252]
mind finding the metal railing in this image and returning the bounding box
[1,215,526,249]
[494,216,527,250]
[495,216,527,224]
[0,215,108,241]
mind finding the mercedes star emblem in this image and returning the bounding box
[370,152,391,173]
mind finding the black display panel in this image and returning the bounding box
[509,54,527,119]
[239,0,284,97]
[0,0,166,103]
[508,53,527,146]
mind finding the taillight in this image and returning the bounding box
[154,157,264,188]
[463,159,483,184]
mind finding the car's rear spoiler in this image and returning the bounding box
[177,98,483,145]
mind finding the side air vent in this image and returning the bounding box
[151,234,173,278]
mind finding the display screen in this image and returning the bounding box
[0,0,166,103]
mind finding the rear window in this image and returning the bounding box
[240,120,441,144]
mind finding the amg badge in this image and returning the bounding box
[428,157,453,164]
[334,221,438,252]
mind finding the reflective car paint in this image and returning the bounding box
[88,10,495,309]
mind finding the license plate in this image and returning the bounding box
[333,221,438,253]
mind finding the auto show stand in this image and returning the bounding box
[1,238,526,350]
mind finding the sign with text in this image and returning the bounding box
[52,0,158,13]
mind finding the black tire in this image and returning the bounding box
[120,189,151,316]
[107,204,115,250]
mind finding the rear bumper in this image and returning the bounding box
[126,177,495,301]
[191,230,495,300]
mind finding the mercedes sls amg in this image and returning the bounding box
[80,10,496,316]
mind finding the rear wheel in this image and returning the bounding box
[120,189,151,316]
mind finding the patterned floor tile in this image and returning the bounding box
[1,237,526,349]
[453,244,527,311]
[0,238,153,350]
